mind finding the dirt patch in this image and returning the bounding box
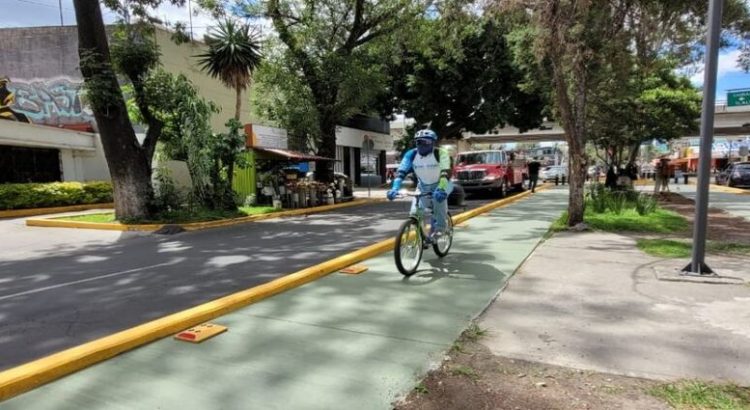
[656,193,750,244]
[394,340,669,410]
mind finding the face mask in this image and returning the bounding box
[416,139,434,156]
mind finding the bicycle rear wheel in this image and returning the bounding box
[433,212,454,257]
[395,218,423,276]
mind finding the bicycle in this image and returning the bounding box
[393,191,454,276]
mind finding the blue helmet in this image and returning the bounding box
[415,129,438,141]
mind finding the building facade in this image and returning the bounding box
[0,26,392,189]
[0,25,260,184]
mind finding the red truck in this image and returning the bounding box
[451,150,526,197]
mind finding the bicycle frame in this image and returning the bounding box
[405,192,435,242]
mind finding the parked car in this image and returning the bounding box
[451,150,525,197]
[715,162,750,188]
[540,165,568,182]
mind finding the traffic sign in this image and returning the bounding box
[727,89,750,107]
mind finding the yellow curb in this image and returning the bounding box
[25,199,386,232]
[0,188,546,402]
[686,180,750,195]
[0,203,114,219]
[709,184,750,194]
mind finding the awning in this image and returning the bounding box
[252,147,336,162]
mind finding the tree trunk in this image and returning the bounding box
[316,112,337,183]
[626,140,641,166]
[73,0,154,220]
[226,85,243,199]
[234,85,242,122]
[567,148,587,226]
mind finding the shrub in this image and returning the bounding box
[0,181,113,210]
[587,183,609,213]
[586,183,657,216]
[635,194,657,216]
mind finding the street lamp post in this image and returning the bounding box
[683,0,724,275]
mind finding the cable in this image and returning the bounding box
[10,0,73,11]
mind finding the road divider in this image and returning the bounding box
[25,199,386,232]
[0,203,114,219]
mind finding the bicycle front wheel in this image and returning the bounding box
[433,212,454,257]
[395,218,423,276]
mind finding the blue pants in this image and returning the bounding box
[411,182,454,232]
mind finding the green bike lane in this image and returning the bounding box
[2,188,567,410]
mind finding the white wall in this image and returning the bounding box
[336,126,392,151]
[78,135,110,181]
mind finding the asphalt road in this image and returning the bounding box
[0,194,502,370]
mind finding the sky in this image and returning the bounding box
[2,0,750,99]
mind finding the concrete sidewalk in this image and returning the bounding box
[479,231,750,384]
[2,189,567,409]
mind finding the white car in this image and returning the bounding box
[540,165,567,181]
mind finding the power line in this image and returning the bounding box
[10,0,73,11]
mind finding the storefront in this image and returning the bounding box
[241,124,349,208]
[334,125,392,187]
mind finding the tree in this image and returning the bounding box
[380,12,545,141]
[503,0,631,227]
[196,19,263,197]
[125,69,219,206]
[257,0,425,182]
[72,1,181,219]
[197,20,263,122]
[588,62,701,168]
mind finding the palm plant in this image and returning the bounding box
[197,19,263,122]
[196,20,262,207]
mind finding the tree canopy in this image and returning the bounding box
[378,12,545,141]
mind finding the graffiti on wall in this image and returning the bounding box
[2,76,94,126]
[0,76,31,123]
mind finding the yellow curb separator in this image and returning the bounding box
[686,179,750,195]
[25,199,386,232]
[0,203,114,219]
[0,187,546,402]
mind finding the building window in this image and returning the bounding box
[0,145,62,183]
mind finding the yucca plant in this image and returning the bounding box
[197,20,263,122]
[196,20,263,205]
[607,191,628,215]
[635,193,657,216]
[587,183,609,213]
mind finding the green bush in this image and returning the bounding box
[587,183,657,216]
[635,194,657,216]
[0,181,113,210]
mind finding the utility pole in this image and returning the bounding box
[187,0,194,42]
[59,0,64,26]
[684,0,724,275]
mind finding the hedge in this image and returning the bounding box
[0,181,113,210]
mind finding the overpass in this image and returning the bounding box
[464,103,750,144]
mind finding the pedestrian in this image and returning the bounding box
[605,165,617,189]
[527,157,541,193]
[655,157,670,194]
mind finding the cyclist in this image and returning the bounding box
[387,129,454,238]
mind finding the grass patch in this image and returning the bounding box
[414,383,429,395]
[60,213,117,223]
[450,365,479,380]
[450,341,466,354]
[649,380,750,410]
[56,206,279,225]
[638,239,750,258]
[238,206,278,215]
[553,207,688,234]
[463,322,488,342]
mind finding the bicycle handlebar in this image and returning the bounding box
[396,191,433,198]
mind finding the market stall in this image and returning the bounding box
[253,147,351,209]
